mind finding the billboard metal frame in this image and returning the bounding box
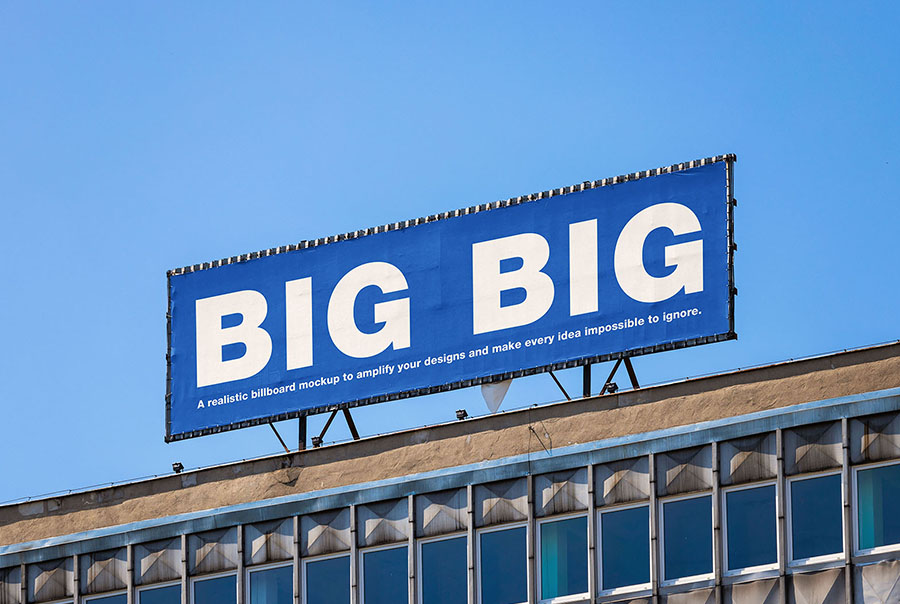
[165,154,737,442]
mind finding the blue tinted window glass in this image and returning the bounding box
[601,506,650,590]
[250,565,292,604]
[139,585,181,604]
[726,485,776,570]
[87,596,126,604]
[663,495,712,581]
[791,474,842,560]
[363,547,407,604]
[540,517,587,599]
[194,575,236,604]
[421,537,466,604]
[480,526,527,604]
[858,464,900,550]
[306,556,350,604]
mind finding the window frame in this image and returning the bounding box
[595,501,652,597]
[137,580,182,604]
[245,561,294,604]
[300,551,350,604]
[190,570,238,604]
[475,522,528,604]
[852,459,900,556]
[357,542,409,604]
[786,471,844,567]
[721,481,779,577]
[416,532,467,604]
[83,594,127,604]
[658,491,715,587]
[535,512,590,604]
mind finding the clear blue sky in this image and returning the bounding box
[2,3,899,503]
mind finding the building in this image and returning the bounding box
[2,342,900,604]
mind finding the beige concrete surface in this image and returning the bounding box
[2,342,899,546]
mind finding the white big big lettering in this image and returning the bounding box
[193,202,703,386]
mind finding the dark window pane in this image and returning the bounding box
[480,526,527,604]
[421,537,466,604]
[601,506,650,590]
[87,596,126,604]
[726,485,776,570]
[540,517,588,599]
[791,474,842,560]
[139,585,181,604]
[306,556,350,604]
[663,495,712,581]
[363,547,407,604]
[858,464,900,550]
[194,575,236,604]
[250,565,292,604]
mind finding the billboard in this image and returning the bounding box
[166,155,736,441]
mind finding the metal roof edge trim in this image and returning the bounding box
[3,383,898,566]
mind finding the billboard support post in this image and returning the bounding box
[582,365,591,398]
[298,416,306,451]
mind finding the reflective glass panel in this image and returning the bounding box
[139,585,181,604]
[421,536,466,604]
[480,526,527,604]
[362,547,407,604]
[540,516,587,599]
[601,506,650,590]
[791,474,842,560]
[250,565,292,604]
[194,575,236,604]
[725,485,777,570]
[663,495,712,581]
[306,556,350,604]
[858,464,900,550]
[87,596,126,604]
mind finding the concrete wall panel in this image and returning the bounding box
[189,528,238,575]
[0,566,21,604]
[788,568,845,604]
[720,433,777,486]
[301,509,351,557]
[851,412,900,464]
[656,446,713,496]
[357,499,408,547]
[663,588,715,604]
[135,538,181,586]
[244,518,293,566]
[26,558,72,603]
[785,423,842,475]
[855,559,900,603]
[475,479,528,527]
[596,457,650,506]
[725,578,780,604]
[416,489,466,538]
[80,548,126,595]
[535,468,588,517]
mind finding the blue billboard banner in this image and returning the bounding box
[166,155,736,441]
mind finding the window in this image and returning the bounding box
[419,535,466,604]
[788,473,843,563]
[85,595,126,604]
[598,504,650,593]
[723,483,777,573]
[193,574,237,604]
[478,525,527,604]
[304,554,349,604]
[537,515,588,602]
[661,494,713,583]
[138,583,181,604]
[360,545,407,604]
[248,564,292,604]
[856,462,900,552]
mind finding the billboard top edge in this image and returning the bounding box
[167,153,736,277]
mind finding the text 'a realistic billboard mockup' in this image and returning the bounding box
[166,155,736,441]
